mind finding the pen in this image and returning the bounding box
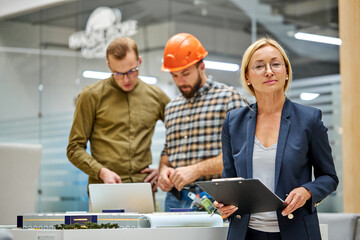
[210,207,218,217]
[284,193,294,219]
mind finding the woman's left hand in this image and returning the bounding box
[281,187,312,217]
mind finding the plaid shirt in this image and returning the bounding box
[163,77,247,181]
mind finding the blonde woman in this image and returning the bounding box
[214,38,338,240]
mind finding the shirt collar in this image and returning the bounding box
[110,76,141,93]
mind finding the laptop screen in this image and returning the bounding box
[89,183,155,213]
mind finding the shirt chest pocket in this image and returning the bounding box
[139,105,159,129]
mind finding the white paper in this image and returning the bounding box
[138,213,223,228]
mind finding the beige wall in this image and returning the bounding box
[339,0,360,213]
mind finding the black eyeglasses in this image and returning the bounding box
[112,61,140,79]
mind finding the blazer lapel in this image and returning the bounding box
[274,98,292,189]
[245,105,257,178]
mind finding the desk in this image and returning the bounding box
[7,224,328,240]
[8,227,229,240]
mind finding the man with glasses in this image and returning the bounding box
[67,37,170,189]
[157,33,247,211]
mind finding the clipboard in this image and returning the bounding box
[196,178,287,215]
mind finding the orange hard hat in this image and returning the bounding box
[161,33,208,72]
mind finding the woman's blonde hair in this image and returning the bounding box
[240,38,293,96]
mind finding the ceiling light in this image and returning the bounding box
[204,60,240,72]
[300,92,320,101]
[294,32,342,46]
[160,59,240,72]
[83,71,110,79]
[82,71,158,84]
[139,76,158,84]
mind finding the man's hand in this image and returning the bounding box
[99,168,122,183]
[158,165,175,192]
[169,165,199,191]
[281,187,312,217]
[142,168,158,191]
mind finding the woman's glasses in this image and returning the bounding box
[250,61,284,74]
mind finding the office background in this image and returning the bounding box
[0,0,343,213]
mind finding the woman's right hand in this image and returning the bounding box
[213,201,238,218]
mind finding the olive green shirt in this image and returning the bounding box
[67,77,170,184]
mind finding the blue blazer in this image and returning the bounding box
[222,98,338,240]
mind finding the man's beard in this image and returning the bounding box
[179,72,202,99]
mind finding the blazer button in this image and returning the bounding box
[236,215,242,219]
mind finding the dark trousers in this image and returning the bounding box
[245,228,282,240]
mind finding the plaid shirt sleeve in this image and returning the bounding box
[226,89,248,112]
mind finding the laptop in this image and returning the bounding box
[89,183,155,213]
